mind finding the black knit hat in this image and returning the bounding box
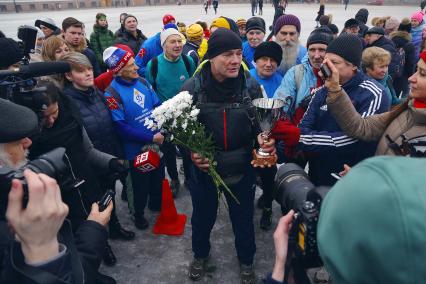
[246,17,266,33]
[206,28,242,59]
[0,98,38,143]
[327,23,339,34]
[307,31,333,48]
[254,41,282,65]
[365,26,385,35]
[0,38,22,69]
[344,18,359,29]
[326,34,363,67]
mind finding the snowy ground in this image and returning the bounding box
[0,2,419,283]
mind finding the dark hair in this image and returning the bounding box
[123,14,137,25]
[96,13,107,20]
[0,30,5,38]
[119,13,128,22]
[62,17,83,32]
[36,80,60,106]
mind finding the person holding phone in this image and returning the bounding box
[297,34,390,186]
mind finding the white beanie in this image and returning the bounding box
[160,28,182,47]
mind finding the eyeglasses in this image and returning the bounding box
[279,31,296,36]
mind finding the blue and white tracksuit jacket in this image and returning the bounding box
[298,71,391,186]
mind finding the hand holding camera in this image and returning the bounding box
[319,59,341,94]
[6,170,69,264]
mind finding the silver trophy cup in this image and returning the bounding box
[251,98,285,166]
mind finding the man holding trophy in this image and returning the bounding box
[181,28,282,284]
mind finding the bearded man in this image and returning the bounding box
[273,14,307,76]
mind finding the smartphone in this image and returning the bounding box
[330,173,341,180]
[320,64,332,79]
[98,190,115,212]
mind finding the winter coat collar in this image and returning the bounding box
[389,30,412,42]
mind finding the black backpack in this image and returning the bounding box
[150,55,192,91]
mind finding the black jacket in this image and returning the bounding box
[29,94,114,230]
[390,30,417,96]
[0,219,107,284]
[183,42,200,66]
[114,29,147,55]
[64,85,123,158]
[181,62,262,184]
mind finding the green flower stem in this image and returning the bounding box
[172,137,240,205]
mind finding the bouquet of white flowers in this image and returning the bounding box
[144,91,239,204]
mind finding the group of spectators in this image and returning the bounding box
[1,3,426,284]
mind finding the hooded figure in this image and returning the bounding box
[355,8,369,37]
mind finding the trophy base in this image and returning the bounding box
[251,149,278,167]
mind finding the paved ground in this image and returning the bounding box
[0,2,419,283]
[100,159,282,284]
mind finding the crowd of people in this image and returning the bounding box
[1,2,426,284]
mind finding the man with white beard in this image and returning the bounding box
[273,14,307,76]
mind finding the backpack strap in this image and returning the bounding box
[150,55,192,91]
[181,54,192,76]
[150,56,159,91]
[294,64,304,92]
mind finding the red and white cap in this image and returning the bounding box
[103,47,132,73]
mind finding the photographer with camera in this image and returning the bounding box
[27,81,126,283]
[0,98,113,283]
[265,155,426,284]
[298,34,390,186]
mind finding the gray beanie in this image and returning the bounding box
[0,98,38,143]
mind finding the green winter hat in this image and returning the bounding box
[318,156,426,284]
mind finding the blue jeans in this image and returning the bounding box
[188,164,256,265]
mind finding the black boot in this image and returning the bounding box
[103,243,117,266]
[109,220,135,241]
[96,272,117,284]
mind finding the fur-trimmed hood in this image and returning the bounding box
[389,30,412,42]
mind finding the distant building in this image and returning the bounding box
[0,0,420,13]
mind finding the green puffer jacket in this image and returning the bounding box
[90,24,115,69]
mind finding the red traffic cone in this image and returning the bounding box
[153,179,187,236]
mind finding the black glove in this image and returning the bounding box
[109,158,128,179]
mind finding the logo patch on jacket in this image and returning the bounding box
[138,48,146,58]
[134,89,145,108]
[320,104,328,111]
[106,97,119,110]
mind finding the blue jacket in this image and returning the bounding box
[276,44,307,76]
[411,23,425,58]
[273,54,317,116]
[298,71,390,186]
[243,41,256,70]
[135,32,163,77]
[249,68,282,98]
[103,77,161,160]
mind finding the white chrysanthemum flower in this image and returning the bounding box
[190,109,200,118]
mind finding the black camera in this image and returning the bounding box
[0,147,73,216]
[0,26,70,115]
[319,64,331,79]
[274,163,330,269]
